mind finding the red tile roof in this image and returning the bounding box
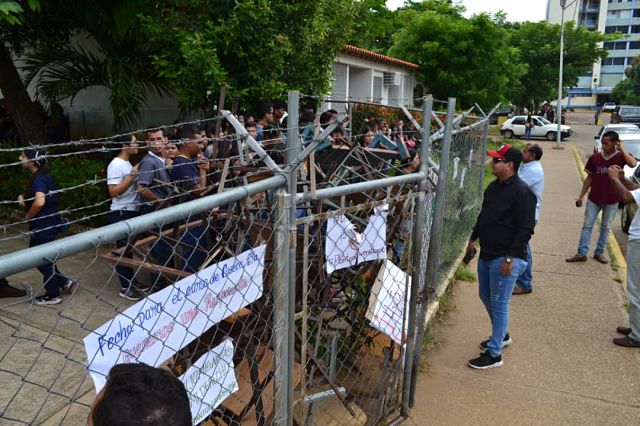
[342,45,419,70]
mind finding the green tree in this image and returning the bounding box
[142,0,356,114]
[348,0,399,53]
[612,57,640,105]
[0,0,54,144]
[23,0,170,131]
[389,4,525,108]
[508,21,609,108]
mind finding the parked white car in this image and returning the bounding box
[602,102,617,112]
[593,123,640,152]
[500,115,572,141]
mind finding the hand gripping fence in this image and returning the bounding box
[0,93,493,425]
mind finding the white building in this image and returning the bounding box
[547,0,640,109]
[325,45,419,113]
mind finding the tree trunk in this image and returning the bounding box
[0,42,49,145]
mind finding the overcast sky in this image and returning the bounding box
[386,0,548,22]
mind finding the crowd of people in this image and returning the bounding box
[0,100,425,304]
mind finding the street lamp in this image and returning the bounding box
[556,0,578,149]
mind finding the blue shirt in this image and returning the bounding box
[169,155,199,202]
[519,160,544,221]
[28,172,60,230]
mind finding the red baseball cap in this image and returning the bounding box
[487,144,522,163]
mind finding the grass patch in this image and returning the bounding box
[455,264,476,282]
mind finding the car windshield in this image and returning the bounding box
[538,117,551,125]
[621,107,640,115]
[613,127,640,134]
[623,139,640,158]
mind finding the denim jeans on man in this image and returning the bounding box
[524,126,532,140]
[478,256,527,357]
[577,199,618,256]
[108,210,139,289]
[627,239,640,342]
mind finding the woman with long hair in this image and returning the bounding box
[18,147,75,305]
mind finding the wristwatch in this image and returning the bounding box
[505,256,512,264]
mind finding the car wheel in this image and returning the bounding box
[622,205,632,234]
[546,131,557,141]
[503,130,514,139]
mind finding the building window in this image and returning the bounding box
[614,57,626,65]
[602,58,613,65]
[628,57,636,65]
[630,41,640,49]
[634,9,640,17]
[605,26,629,34]
[632,25,640,33]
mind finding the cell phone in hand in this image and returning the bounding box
[575,200,582,207]
[462,247,477,264]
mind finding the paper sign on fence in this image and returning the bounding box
[181,338,238,425]
[366,260,410,345]
[83,245,265,392]
[325,205,388,273]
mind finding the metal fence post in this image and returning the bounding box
[273,189,291,425]
[401,95,433,416]
[286,90,300,426]
[409,97,456,406]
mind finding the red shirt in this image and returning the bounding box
[585,151,627,205]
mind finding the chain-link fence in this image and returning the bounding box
[0,94,493,425]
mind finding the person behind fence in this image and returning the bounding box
[107,134,150,301]
[513,143,544,296]
[605,165,640,348]
[88,363,191,426]
[255,102,274,142]
[169,126,211,272]
[465,144,535,369]
[18,147,76,306]
[137,128,173,289]
[566,131,637,264]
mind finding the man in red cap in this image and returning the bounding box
[466,144,536,369]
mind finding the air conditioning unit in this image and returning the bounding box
[383,72,401,86]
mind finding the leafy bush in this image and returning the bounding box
[0,144,108,227]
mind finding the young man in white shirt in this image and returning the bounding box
[107,135,147,301]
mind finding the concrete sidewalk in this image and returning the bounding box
[410,143,640,425]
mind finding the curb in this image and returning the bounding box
[571,146,627,283]
[423,249,466,327]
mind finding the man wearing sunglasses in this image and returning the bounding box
[466,144,536,369]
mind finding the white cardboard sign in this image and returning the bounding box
[325,205,388,273]
[366,260,410,345]
[181,338,239,425]
[83,245,265,392]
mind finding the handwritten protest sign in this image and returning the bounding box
[325,205,388,273]
[83,245,265,392]
[181,338,238,425]
[366,260,410,345]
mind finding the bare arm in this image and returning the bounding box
[137,184,161,202]
[577,174,592,201]
[619,143,638,167]
[25,192,45,220]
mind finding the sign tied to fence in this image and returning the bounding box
[366,260,411,345]
[181,338,238,424]
[83,245,266,392]
[325,204,388,273]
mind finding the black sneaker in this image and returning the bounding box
[34,295,62,306]
[480,333,512,350]
[468,351,503,369]
[119,287,145,301]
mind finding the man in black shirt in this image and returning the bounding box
[466,144,536,369]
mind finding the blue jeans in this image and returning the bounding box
[149,226,173,289]
[177,225,206,272]
[577,200,618,256]
[108,210,140,290]
[30,221,69,297]
[517,220,537,290]
[627,239,640,342]
[524,126,532,140]
[478,256,527,357]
